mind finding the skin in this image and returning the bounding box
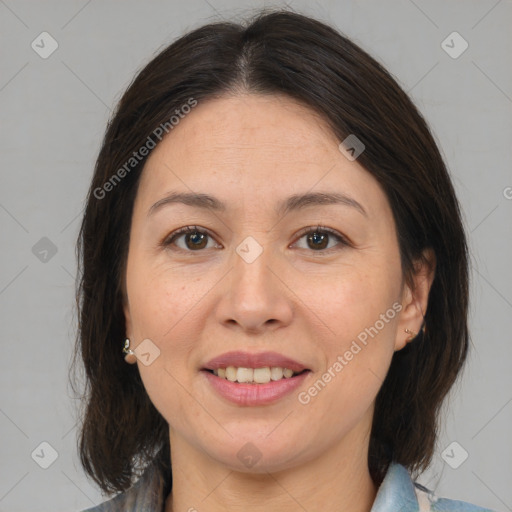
[123,93,435,512]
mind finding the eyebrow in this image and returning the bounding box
[147,191,367,218]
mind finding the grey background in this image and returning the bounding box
[0,0,511,511]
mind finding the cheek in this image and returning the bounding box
[127,264,212,376]
[127,255,206,334]
[296,262,400,397]
[298,278,399,431]
[300,262,399,341]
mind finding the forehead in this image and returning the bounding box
[148,94,338,167]
[135,93,388,218]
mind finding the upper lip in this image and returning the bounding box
[202,351,310,373]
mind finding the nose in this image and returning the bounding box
[215,241,294,334]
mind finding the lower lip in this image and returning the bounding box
[201,370,310,406]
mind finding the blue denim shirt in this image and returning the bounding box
[81,460,495,512]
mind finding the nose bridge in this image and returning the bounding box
[216,234,293,331]
[235,235,272,289]
[233,234,276,305]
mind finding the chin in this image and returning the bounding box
[204,432,310,473]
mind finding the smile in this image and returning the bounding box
[209,366,306,383]
[201,368,311,406]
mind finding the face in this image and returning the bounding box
[123,93,425,473]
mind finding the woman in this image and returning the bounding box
[72,9,495,512]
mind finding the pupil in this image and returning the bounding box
[309,232,327,250]
[188,231,206,249]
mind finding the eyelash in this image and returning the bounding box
[161,225,351,254]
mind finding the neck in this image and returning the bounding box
[164,419,378,512]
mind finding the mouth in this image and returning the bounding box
[200,351,312,405]
[201,350,311,385]
[200,365,311,406]
[202,366,310,384]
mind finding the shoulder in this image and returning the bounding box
[413,482,496,512]
[79,490,133,512]
[77,460,170,512]
[373,462,496,512]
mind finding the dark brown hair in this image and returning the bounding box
[71,8,469,495]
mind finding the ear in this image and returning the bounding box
[395,248,436,352]
[122,287,133,340]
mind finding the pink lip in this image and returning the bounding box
[201,369,310,406]
[202,350,310,373]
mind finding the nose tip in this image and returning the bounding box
[215,244,293,333]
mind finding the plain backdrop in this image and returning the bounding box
[0,1,511,511]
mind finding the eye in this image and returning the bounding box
[292,225,350,252]
[162,226,220,251]
[162,225,350,253]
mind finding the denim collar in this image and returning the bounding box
[371,462,421,511]
[84,459,494,512]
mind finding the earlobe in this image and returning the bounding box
[395,248,436,352]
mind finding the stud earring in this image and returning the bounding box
[123,338,137,364]
[404,328,417,343]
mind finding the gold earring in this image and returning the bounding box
[123,338,137,364]
[404,328,417,343]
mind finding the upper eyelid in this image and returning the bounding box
[164,225,350,250]
[293,225,349,245]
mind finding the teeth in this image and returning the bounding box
[283,368,294,378]
[225,366,237,382]
[237,367,254,383]
[212,366,301,383]
[253,367,271,384]
[270,367,283,380]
